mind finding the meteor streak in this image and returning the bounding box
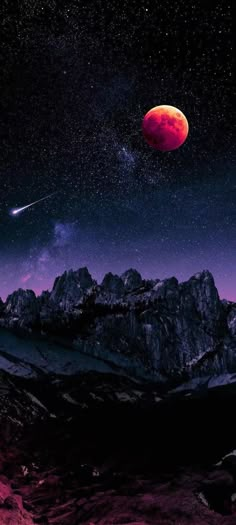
[11,192,56,216]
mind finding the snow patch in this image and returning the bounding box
[89,392,104,402]
[154,396,162,403]
[115,392,137,403]
[62,393,79,405]
[24,391,48,412]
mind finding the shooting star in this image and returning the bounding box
[10,192,57,216]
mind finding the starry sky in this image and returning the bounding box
[0,1,235,300]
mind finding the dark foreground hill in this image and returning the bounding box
[1,368,236,523]
[0,268,236,523]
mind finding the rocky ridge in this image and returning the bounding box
[0,268,235,384]
[0,268,236,523]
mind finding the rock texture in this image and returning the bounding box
[0,479,34,525]
[121,268,142,291]
[0,267,236,524]
[3,289,39,330]
[0,268,235,384]
[1,367,236,524]
[50,267,95,310]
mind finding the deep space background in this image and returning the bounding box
[0,0,234,300]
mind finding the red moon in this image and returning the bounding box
[142,105,189,151]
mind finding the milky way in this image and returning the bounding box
[0,1,234,300]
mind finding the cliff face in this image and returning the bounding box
[3,289,39,329]
[0,270,236,524]
[0,268,235,383]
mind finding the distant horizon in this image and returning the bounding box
[1,265,235,303]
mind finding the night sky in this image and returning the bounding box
[0,1,235,300]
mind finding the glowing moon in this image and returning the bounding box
[142,105,189,151]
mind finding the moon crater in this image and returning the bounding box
[142,105,189,151]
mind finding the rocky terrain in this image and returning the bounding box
[1,366,236,524]
[0,267,236,524]
[0,267,235,385]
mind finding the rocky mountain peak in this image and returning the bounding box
[121,268,142,291]
[5,289,37,314]
[101,272,124,295]
[182,269,221,323]
[75,267,94,289]
[49,267,95,310]
[3,289,38,329]
[0,268,235,385]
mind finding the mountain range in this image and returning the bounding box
[0,267,235,387]
[0,268,236,524]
